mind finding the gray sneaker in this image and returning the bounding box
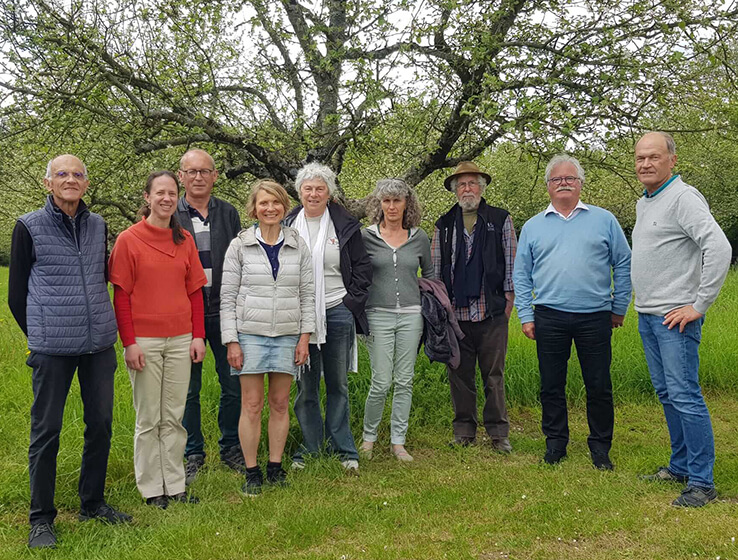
[672,486,717,508]
[185,454,205,486]
[640,466,688,484]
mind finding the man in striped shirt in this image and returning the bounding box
[176,149,243,484]
[431,161,517,452]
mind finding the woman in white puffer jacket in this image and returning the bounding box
[220,179,315,496]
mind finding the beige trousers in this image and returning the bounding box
[128,334,192,498]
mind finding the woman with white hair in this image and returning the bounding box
[284,163,372,471]
[361,178,432,462]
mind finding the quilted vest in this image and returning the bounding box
[18,196,118,355]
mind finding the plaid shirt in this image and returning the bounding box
[431,214,516,322]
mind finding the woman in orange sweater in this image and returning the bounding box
[109,170,207,509]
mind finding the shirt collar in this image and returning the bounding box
[181,196,209,223]
[544,200,589,219]
[643,174,678,198]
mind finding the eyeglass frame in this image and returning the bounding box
[547,175,581,186]
[180,168,214,178]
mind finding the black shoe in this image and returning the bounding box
[145,495,169,509]
[168,492,200,504]
[448,437,475,448]
[185,454,205,486]
[640,466,688,484]
[221,445,247,474]
[266,463,288,487]
[28,523,56,549]
[242,468,263,497]
[491,438,513,454]
[672,485,717,507]
[591,451,614,471]
[79,502,132,524]
[543,449,567,465]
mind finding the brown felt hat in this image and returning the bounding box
[443,161,492,191]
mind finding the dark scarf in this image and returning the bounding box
[452,205,486,307]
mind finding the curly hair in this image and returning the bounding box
[366,178,422,229]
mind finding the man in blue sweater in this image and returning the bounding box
[514,155,632,469]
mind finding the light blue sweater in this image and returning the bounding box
[513,205,632,324]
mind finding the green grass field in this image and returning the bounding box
[0,268,737,559]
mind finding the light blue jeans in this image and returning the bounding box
[638,313,714,489]
[363,310,424,445]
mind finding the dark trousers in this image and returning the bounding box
[534,306,613,453]
[448,314,510,439]
[27,346,117,525]
[183,314,241,458]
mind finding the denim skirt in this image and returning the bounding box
[231,333,299,376]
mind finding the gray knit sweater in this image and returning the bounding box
[362,225,433,309]
[631,176,732,316]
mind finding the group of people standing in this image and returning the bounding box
[8,131,733,550]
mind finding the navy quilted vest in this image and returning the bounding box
[18,196,118,355]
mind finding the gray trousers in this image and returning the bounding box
[448,314,510,440]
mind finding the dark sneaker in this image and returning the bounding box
[145,495,169,509]
[168,492,200,504]
[543,449,567,465]
[242,468,263,497]
[491,438,513,454]
[672,486,717,508]
[266,464,289,487]
[221,445,247,474]
[448,437,475,448]
[185,454,205,486]
[591,451,614,471]
[640,466,688,484]
[28,523,56,549]
[79,503,132,524]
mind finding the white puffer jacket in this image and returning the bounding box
[220,225,315,342]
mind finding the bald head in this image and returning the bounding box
[45,154,88,180]
[636,132,676,155]
[180,149,215,170]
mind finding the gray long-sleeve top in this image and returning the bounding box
[631,176,732,316]
[362,225,433,310]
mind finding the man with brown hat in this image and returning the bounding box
[431,161,516,451]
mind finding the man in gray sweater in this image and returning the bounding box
[632,132,732,508]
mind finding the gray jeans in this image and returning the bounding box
[363,310,424,445]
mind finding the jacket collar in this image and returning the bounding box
[239,224,300,248]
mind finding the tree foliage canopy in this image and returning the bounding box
[1,0,737,227]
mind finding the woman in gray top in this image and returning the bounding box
[361,179,432,462]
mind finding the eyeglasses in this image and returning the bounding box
[547,176,580,186]
[180,169,214,178]
[54,171,86,180]
[456,180,480,190]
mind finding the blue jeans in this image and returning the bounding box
[638,313,714,489]
[293,303,359,461]
[183,314,242,459]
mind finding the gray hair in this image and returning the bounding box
[366,178,423,228]
[544,154,585,185]
[449,175,488,191]
[45,156,88,180]
[295,162,337,197]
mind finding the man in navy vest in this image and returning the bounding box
[431,161,517,452]
[9,155,131,549]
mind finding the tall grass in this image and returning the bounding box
[0,268,736,559]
